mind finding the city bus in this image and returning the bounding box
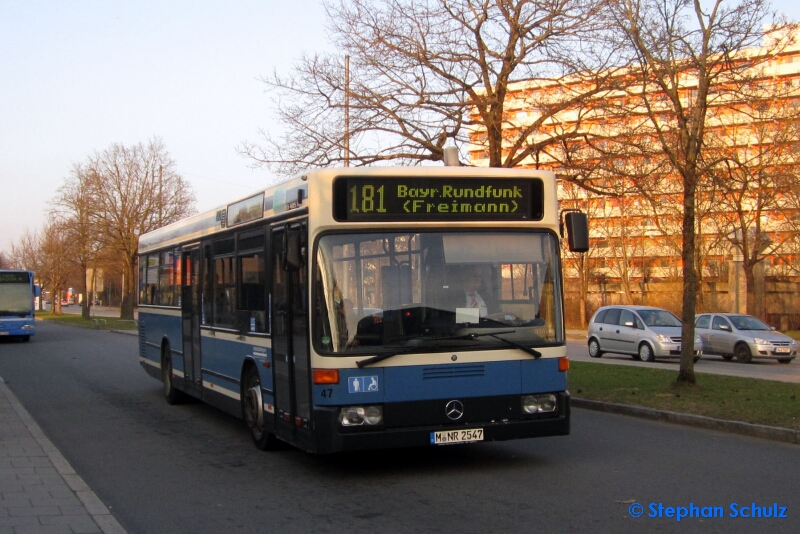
[137,164,589,454]
[0,270,41,341]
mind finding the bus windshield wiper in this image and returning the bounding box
[478,332,542,359]
[355,331,540,368]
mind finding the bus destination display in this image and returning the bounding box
[333,177,543,222]
[0,272,29,283]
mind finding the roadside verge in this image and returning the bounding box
[572,398,800,445]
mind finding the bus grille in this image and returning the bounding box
[423,364,485,380]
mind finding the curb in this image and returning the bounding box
[572,398,800,445]
[0,379,128,534]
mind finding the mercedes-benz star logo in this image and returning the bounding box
[445,400,464,420]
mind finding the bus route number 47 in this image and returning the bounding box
[431,428,484,445]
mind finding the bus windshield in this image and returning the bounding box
[314,230,562,354]
[0,282,33,317]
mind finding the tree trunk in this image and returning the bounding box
[678,179,697,384]
[83,267,95,320]
[120,258,136,320]
[579,295,587,329]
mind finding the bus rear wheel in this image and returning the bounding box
[242,367,278,451]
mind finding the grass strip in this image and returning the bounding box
[37,310,138,330]
[569,361,800,431]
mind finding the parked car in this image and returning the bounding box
[587,305,702,363]
[694,313,797,364]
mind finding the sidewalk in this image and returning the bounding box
[566,328,586,339]
[0,378,126,534]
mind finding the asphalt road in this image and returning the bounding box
[0,323,798,533]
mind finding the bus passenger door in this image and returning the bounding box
[271,222,312,447]
[181,247,202,397]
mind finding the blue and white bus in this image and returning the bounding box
[137,164,588,454]
[0,270,40,341]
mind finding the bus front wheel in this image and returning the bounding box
[242,367,278,451]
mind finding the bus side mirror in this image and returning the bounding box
[563,211,589,253]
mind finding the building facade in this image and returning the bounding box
[468,32,800,328]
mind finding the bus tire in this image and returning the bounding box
[161,343,184,405]
[242,366,278,451]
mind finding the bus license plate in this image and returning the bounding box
[431,428,484,445]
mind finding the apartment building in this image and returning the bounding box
[468,32,800,328]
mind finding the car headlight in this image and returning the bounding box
[753,338,769,345]
[339,406,383,426]
[522,394,558,414]
[655,334,672,343]
[695,335,702,344]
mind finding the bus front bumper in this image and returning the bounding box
[311,391,570,454]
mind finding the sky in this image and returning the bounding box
[2,0,800,256]
[0,0,333,255]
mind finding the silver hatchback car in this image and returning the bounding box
[694,313,797,364]
[587,305,702,363]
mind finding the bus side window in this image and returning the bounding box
[238,252,267,333]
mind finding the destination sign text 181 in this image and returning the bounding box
[333,177,543,222]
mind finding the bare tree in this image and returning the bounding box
[607,0,795,383]
[10,230,40,273]
[10,232,46,310]
[559,180,603,326]
[52,163,103,319]
[0,252,10,269]
[773,152,800,279]
[241,0,621,174]
[705,74,800,319]
[86,138,196,319]
[17,224,73,315]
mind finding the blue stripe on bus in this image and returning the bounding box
[139,311,274,393]
[202,336,274,393]
[313,358,566,406]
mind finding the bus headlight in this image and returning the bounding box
[522,394,557,414]
[339,405,383,426]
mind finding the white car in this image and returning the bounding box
[694,313,797,364]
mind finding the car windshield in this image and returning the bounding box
[729,315,771,331]
[313,230,563,355]
[635,309,681,327]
